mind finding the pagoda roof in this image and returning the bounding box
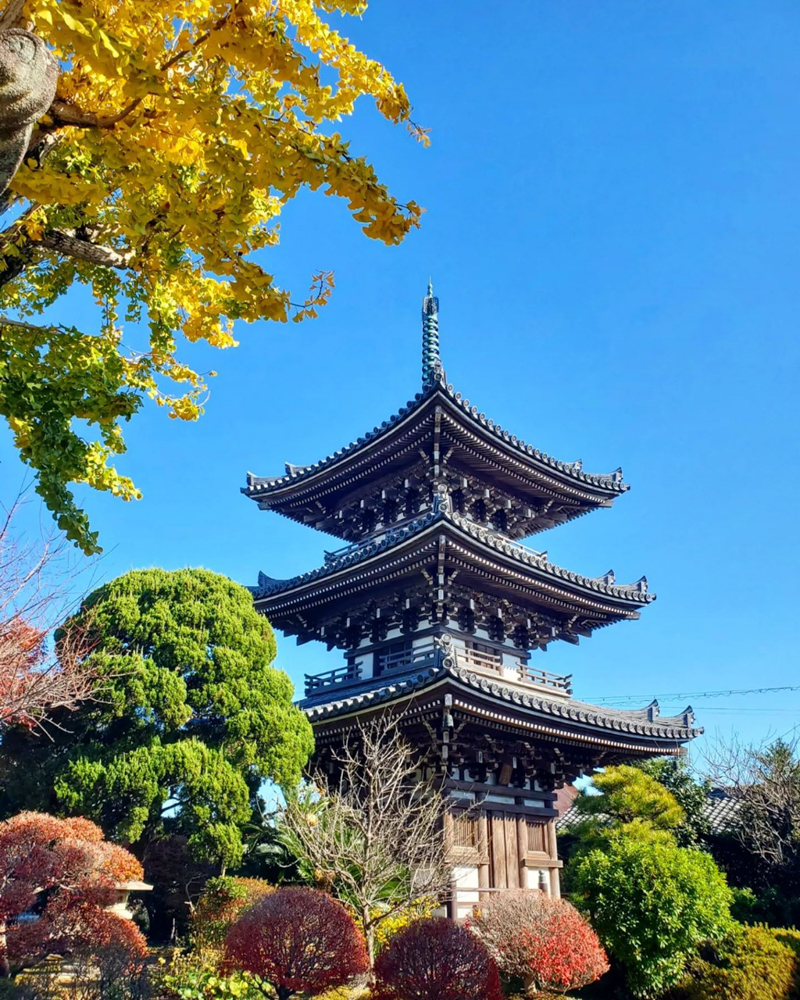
[243,377,627,527]
[252,501,652,628]
[243,284,634,542]
[298,658,699,752]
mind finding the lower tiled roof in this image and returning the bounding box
[300,658,700,744]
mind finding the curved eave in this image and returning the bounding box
[252,509,653,618]
[300,665,700,749]
[243,379,628,506]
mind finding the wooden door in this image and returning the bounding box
[488,813,521,889]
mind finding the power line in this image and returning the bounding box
[583,684,800,706]
[691,706,800,714]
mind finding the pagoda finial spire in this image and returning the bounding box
[422,279,443,386]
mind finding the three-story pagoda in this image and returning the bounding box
[243,284,699,915]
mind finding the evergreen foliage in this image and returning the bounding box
[574,764,686,848]
[635,757,711,847]
[678,924,800,1000]
[570,834,734,997]
[0,568,313,868]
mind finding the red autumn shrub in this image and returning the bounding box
[470,889,608,994]
[372,918,503,1000]
[223,887,368,999]
[0,811,146,973]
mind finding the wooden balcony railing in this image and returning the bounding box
[518,662,573,696]
[459,646,503,673]
[375,645,438,675]
[458,647,571,695]
[305,641,572,697]
[304,662,361,694]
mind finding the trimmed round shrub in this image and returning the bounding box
[775,927,800,962]
[680,924,799,1000]
[570,834,733,998]
[193,875,273,952]
[372,918,503,1000]
[470,889,608,993]
[223,887,368,999]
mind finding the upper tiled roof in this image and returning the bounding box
[243,376,628,499]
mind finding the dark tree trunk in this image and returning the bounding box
[0,29,58,195]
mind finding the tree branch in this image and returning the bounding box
[0,0,28,30]
[43,2,245,136]
[48,99,144,131]
[282,715,452,965]
[0,493,100,733]
[38,230,132,269]
[0,314,58,336]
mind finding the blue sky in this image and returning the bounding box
[4,0,800,750]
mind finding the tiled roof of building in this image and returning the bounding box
[243,375,628,500]
[703,788,743,834]
[299,656,699,744]
[251,501,652,606]
[557,785,741,833]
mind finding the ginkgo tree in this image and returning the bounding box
[0,0,425,553]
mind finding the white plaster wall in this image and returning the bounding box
[449,790,476,803]
[453,865,479,890]
[524,867,551,896]
[501,651,524,675]
[453,864,480,919]
[352,655,371,679]
[485,792,514,804]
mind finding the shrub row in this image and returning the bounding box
[676,925,800,1000]
[180,885,609,1000]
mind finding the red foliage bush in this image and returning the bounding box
[470,889,608,994]
[223,887,368,999]
[512,907,610,993]
[0,811,146,972]
[372,918,503,1000]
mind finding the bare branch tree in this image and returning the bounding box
[0,494,97,731]
[281,715,453,965]
[702,734,800,867]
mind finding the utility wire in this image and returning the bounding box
[583,684,800,706]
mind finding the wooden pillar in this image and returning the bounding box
[547,819,561,898]
[478,811,490,900]
[516,815,528,889]
[443,810,454,849]
[444,810,456,917]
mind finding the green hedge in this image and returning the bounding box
[680,925,800,1000]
